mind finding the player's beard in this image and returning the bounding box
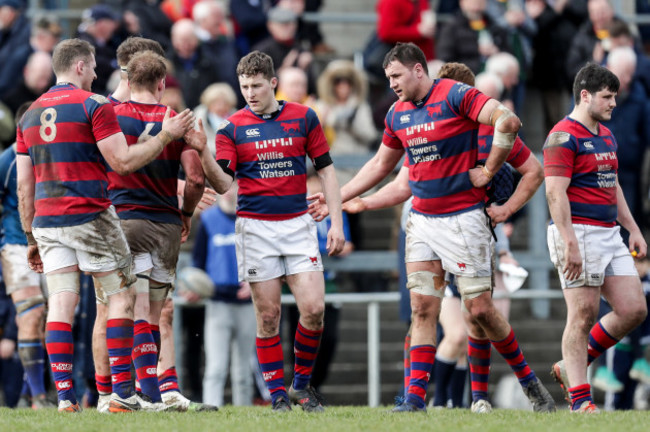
[588,104,612,123]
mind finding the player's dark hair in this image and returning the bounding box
[52,38,95,75]
[382,42,428,76]
[573,63,620,104]
[236,51,275,80]
[437,62,475,86]
[127,51,168,93]
[117,37,165,68]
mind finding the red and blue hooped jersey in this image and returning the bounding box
[16,83,121,228]
[216,101,330,221]
[382,79,491,216]
[543,117,618,227]
[109,101,191,225]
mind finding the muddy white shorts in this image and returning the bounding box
[405,208,493,278]
[0,244,42,294]
[32,206,132,276]
[235,213,322,283]
[547,223,637,289]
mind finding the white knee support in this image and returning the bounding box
[46,271,81,296]
[149,281,172,302]
[134,269,152,295]
[407,271,444,299]
[491,104,518,150]
[456,276,492,301]
[93,270,132,301]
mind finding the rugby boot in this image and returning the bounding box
[522,377,556,412]
[288,385,325,412]
[550,360,571,405]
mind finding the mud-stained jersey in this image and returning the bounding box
[16,83,121,228]
[382,79,491,216]
[110,101,192,225]
[216,101,330,221]
[543,117,618,227]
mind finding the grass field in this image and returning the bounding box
[1,406,649,432]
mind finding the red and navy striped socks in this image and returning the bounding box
[588,321,619,365]
[45,322,76,404]
[106,319,134,398]
[132,320,162,402]
[405,344,436,409]
[491,328,535,386]
[292,323,323,390]
[256,334,287,403]
[468,336,491,401]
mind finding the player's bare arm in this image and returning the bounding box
[344,165,412,214]
[308,145,403,220]
[317,164,345,256]
[546,176,582,281]
[471,99,521,188]
[16,154,42,273]
[614,178,647,258]
[487,153,543,224]
[99,107,195,175]
[185,119,234,194]
[179,149,205,242]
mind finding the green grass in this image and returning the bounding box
[1,406,649,432]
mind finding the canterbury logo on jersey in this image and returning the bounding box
[246,128,261,137]
[400,114,411,124]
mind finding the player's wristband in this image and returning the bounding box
[181,209,194,217]
[481,165,494,180]
[157,130,174,147]
[25,232,37,246]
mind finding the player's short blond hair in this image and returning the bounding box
[127,51,168,93]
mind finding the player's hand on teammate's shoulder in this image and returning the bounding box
[163,107,196,140]
[326,225,345,256]
[342,196,367,214]
[27,244,43,273]
[307,192,329,221]
[185,118,208,153]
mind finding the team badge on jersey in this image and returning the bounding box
[544,131,571,148]
[90,94,109,105]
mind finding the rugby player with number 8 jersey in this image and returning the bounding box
[15,38,195,413]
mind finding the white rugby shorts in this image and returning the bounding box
[236,213,323,282]
[547,224,637,289]
[405,208,493,278]
[0,244,42,294]
[33,206,132,275]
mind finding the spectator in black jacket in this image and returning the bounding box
[436,0,511,74]
[168,18,226,110]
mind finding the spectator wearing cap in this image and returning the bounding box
[30,15,62,54]
[253,6,316,94]
[0,0,31,96]
[167,18,226,110]
[77,4,123,95]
